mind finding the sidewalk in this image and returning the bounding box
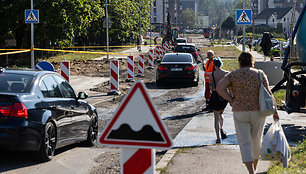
[235,44,265,61]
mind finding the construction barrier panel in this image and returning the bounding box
[148,49,154,68]
[138,54,144,76]
[110,59,119,92]
[60,60,70,82]
[126,56,134,81]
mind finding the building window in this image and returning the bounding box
[154,17,157,23]
[273,19,275,22]
[284,18,286,22]
[153,1,156,6]
[301,3,304,8]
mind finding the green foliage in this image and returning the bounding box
[268,139,306,173]
[270,49,280,57]
[0,0,104,48]
[273,89,286,106]
[181,8,196,29]
[222,16,236,30]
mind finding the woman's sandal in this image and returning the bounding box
[216,139,221,144]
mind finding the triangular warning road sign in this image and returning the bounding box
[27,11,38,21]
[98,81,172,149]
[238,11,251,23]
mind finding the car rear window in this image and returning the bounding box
[162,54,192,62]
[175,45,196,52]
[0,73,34,93]
[176,39,187,43]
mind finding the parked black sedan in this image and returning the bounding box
[0,68,98,161]
[156,53,200,86]
[174,43,200,61]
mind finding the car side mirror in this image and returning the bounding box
[78,92,88,100]
[156,59,161,63]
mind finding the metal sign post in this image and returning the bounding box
[106,0,109,60]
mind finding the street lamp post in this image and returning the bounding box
[139,0,142,52]
[106,0,109,59]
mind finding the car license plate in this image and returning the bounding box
[171,68,182,71]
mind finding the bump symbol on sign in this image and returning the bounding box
[238,11,251,23]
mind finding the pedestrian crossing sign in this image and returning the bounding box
[236,9,252,25]
[25,10,39,24]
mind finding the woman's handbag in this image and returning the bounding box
[258,70,276,117]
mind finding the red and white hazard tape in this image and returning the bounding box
[126,56,134,81]
[110,59,119,92]
[138,54,144,76]
[60,61,70,82]
[148,49,154,68]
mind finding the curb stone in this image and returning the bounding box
[155,149,178,174]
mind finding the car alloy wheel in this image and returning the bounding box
[39,122,56,162]
[84,114,98,146]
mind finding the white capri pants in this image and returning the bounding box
[233,111,266,163]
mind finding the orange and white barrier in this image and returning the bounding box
[110,59,119,93]
[138,54,144,76]
[148,49,154,68]
[155,46,161,59]
[60,60,70,82]
[127,56,134,81]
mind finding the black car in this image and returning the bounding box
[0,68,98,161]
[174,43,200,60]
[156,53,200,86]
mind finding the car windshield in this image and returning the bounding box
[176,39,186,43]
[0,73,34,93]
[162,54,192,63]
[175,45,196,52]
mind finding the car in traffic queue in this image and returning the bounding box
[0,68,98,161]
[156,53,200,87]
[174,38,187,47]
[174,43,200,61]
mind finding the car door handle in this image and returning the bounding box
[50,106,57,110]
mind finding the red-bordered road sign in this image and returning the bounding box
[98,81,172,149]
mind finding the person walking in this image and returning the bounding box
[203,50,215,111]
[208,57,229,144]
[248,37,253,52]
[216,52,279,174]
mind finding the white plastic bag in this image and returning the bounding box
[261,121,290,167]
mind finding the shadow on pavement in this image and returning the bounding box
[163,110,205,120]
[145,82,196,90]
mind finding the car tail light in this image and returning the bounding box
[158,65,169,70]
[0,105,12,116]
[184,65,195,70]
[2,103,28,118]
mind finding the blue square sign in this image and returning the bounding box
[25,10,39,24]
[236,9,252,25]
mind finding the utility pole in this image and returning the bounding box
[289,0,297,60]
[252,0,255,36]
[139,0,142,52]
[31,0,34,69]
[106,0,109,60]
[243,0,246,52]
[150,0,152,47]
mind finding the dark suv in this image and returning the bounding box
[0,68,98,161]
[174,43,200,61]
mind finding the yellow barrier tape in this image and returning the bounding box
[60,45,158,49]
[33,48,133,56]
[0,49,29,51]
[0,49,31,56]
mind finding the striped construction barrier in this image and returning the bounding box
[126,56,134,82]
[109,59,120,95]
[148,49,154,68]
[169,40,172,46]
[155,46,161,59]
[137,54,144,76]
[60,60,70,82]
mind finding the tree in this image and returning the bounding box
[181,8,196,29]
[0,0,104,48]
[222,16,236,30]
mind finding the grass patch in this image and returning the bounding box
[273,89,286,106]
[200,46,241,58]
[267,138,306,173]
[38,47,131,63]
[222,59,239,72]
